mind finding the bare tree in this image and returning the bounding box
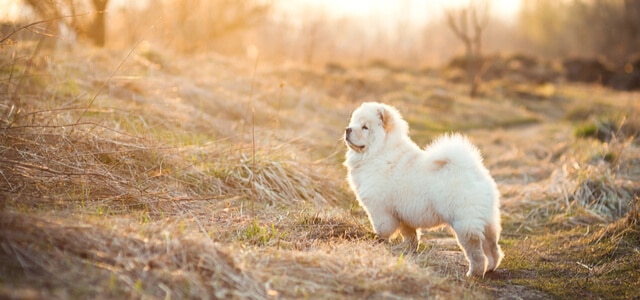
[519,0,640,64]
[23,0,110,47]
[446,0,490,98]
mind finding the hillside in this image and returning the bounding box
[1,43,639,299]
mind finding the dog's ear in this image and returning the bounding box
[378,107,394,134]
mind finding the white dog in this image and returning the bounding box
[343,102,503,277]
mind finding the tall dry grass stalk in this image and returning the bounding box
[75,38,145,125]
[248,52,260,219]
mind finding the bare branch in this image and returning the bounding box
[446,9,472,46]
[471,0,490,31]
[0,157,110,178]
[0,12,93,44]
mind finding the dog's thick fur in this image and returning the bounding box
[343,102,503,277]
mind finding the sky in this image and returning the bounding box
[277,0,522,25]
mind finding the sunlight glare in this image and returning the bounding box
[0,0,31,21]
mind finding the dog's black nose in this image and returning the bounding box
[346,127,352,135]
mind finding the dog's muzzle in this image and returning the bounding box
[345,128,365,152]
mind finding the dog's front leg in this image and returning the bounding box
[368,209,399,243]
[398,223,419,252]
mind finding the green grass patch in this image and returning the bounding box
[240,220,286,247]
[498,220,640,299]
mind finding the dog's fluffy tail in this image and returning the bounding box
[424,133,485,170]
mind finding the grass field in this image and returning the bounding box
[1,43,639,299]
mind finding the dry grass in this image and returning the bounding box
[1,42,640,299]
[0,210,266,299]
[0,44,361,299]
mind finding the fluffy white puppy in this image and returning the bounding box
[343,102,503,277]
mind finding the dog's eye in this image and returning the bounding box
[362,125,368,130]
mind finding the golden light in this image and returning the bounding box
[279,0,522,24]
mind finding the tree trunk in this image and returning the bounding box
[90,0,109,47]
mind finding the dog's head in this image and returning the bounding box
[344,102,408,154]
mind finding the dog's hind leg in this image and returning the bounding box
[452,225,487,277]
[482,223,503,272]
